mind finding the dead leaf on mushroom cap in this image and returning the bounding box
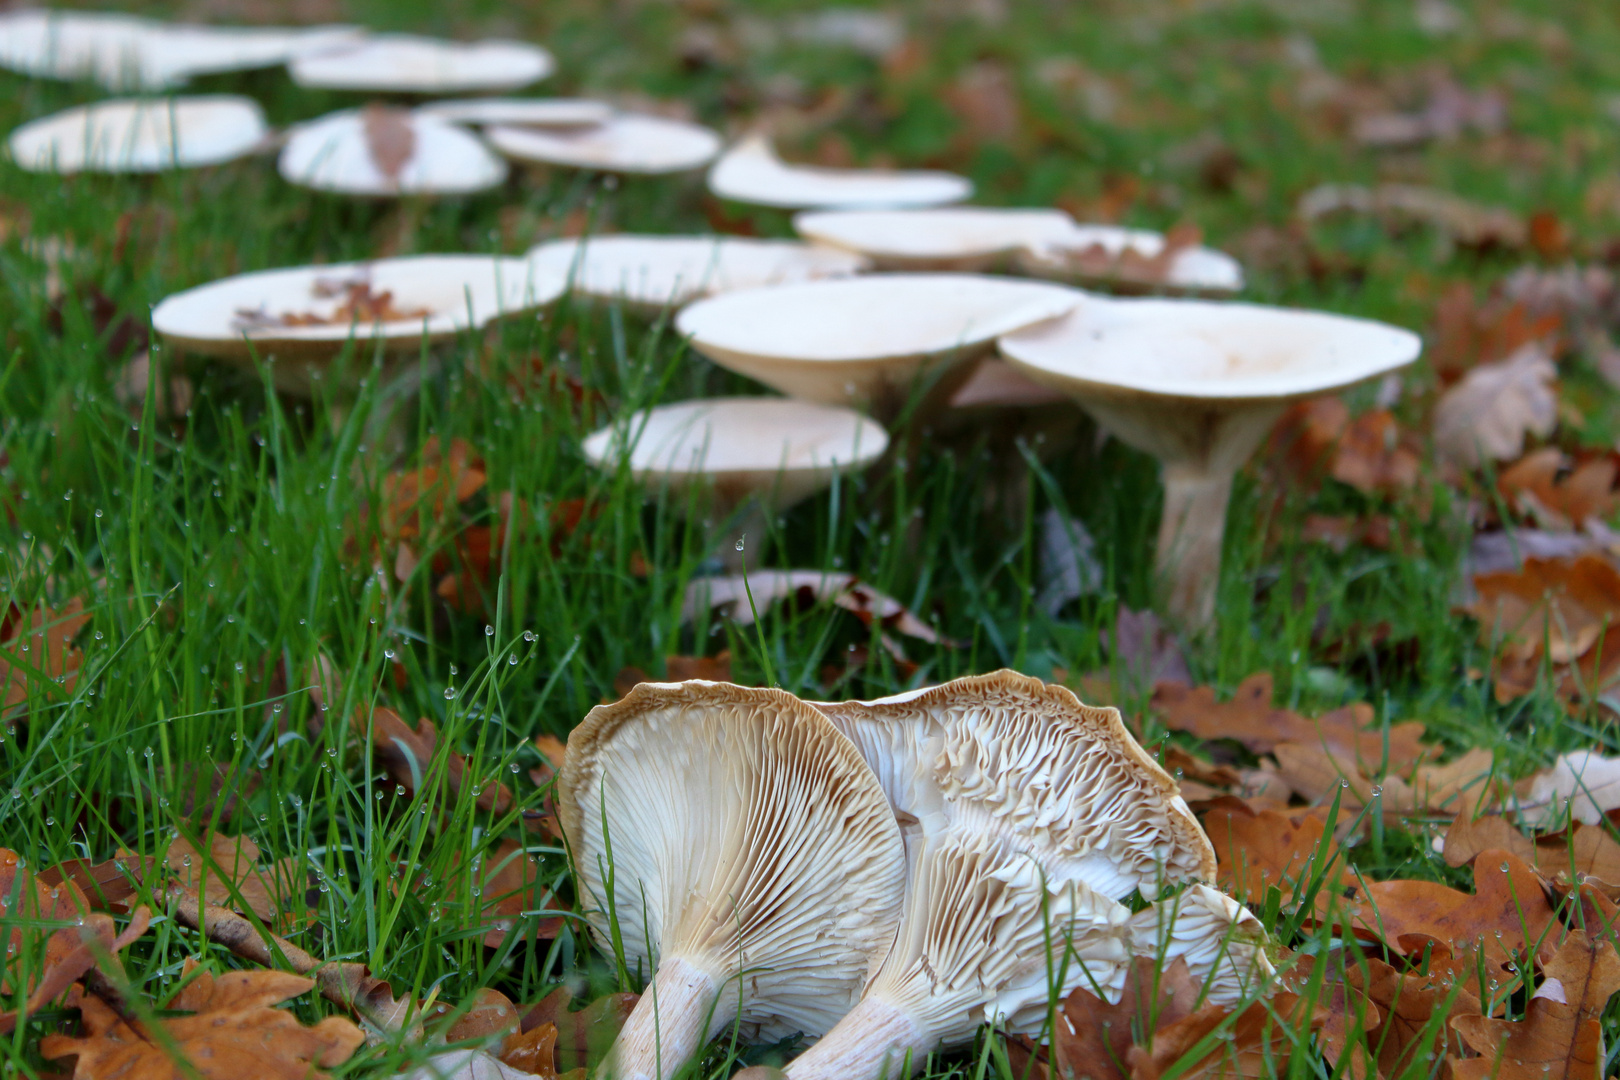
[362,102,415,181]
[40,963,364,1080]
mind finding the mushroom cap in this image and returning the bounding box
[529,235,867,312]
[485,113,721,174]
[288,33,553,93]
[278,107,508,196]
[7,95,268,174]
[709,135,972,211]
[152,254,559,363]
[416,97,612,129]
[998,297,1421,404]
[557,680,907,1044]
[674,274,1080,408]
[814,669,1215,901]
[1126,883,1274,1008]
[581,396,888,512]
[793,207,1078,270]
[0,9,163,88]
[1017,224,1246,294]
[140,23,361,85]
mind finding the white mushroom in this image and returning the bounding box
[138,23,361,86]
[557,680,907,1080]
[1126,883,1274,1008]
[999,298,1421,628]
[529,235,866,312]
[416,97,612,130]
[0,9,162,88]
[709,135,971,211]
[785,670,1217,1080]
[484,113,721,174]
[582,396,887,561]
[278,106,507,197]
[7,95,268,174]
[288,33,553,94]
[1018,224,1245,294]
[793,207,1078,271]
[151,254,560,392]
[674,274,1079,418]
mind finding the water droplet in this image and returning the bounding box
[485,625,495,637]
[443,687,456,700]
[395,784,406,796]
[523,630,535,642]
[384,649,395,660]
[508,654,518,665]
[1500,862,1510,873]
[734,536,745,552]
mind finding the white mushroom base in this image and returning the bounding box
[610,955,740,1080]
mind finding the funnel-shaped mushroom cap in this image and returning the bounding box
[0,9,162,87]
[558,681,907,1080]
[485,113,721,174]
[416,97,611,129]
[288,33,553,93]
[1127,884,1274,1008]
[141,23,361,85]
[278,107,507,196]
[709,135,971,211]
[152,254,558,380]
[582,397,888,515]
[998,298,1421,468]
[785,671,1213,1079]
[793,207,1077,271]
[7,96,268,174]
[1018,225,1245,294]
[530,235,866,312]
[675,274,1080,412]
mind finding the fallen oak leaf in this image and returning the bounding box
[682,570,958,646]
[40,963,363,1079]
[0,905,151,1034]
[37,854,152,911]
[441,838,565,949]
[1125,992,1324,1080]
[1499,449,1620,531]
[166,830,306,927]
[0,597,90,715]
[1057,956,1204,1080]
[1511,750,1620,827]
[370,705,515,816]
[1444,814,1620,897]
[500,1021,561,1077]
[1433,344,1559,469]
[1347,948,1479,1077]
[1201,798,1349,906]
[517,987,637,1073]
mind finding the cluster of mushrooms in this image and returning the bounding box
[557,671,1273,1080]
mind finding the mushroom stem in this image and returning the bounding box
[783,997,928,1080]
[608,956,735,1080]
[1155,461,1233,631]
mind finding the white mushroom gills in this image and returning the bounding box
[1125,883,1275,1007]
[557,681,906,1080]
[999,298,1421,628]
[793,670,1219,1080]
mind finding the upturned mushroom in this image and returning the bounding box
[152,254,561,393]
[783,670,1218,1080]
[557,680,907,1080]
[1126,883,1274,1007]
[674,274,1079,420]
[485,112,722,175]
[139,23,361,87]
[530,235,866,313]
[0,8,162,88]
[7,96,268,174]
[709,135,971,211]
[999,298,1421,628]
[279,105,508,197]
[793,207,1079,272]
[581,396,887,565]
[287,33,554,94]
[416,97,611,130]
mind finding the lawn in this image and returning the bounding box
[3,0,1620,1077]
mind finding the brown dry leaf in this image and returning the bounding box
[443,838,565,949]
[1298,183,1528,250]
[0,905,151,1034]
[1284,953,1383,1080]
[1445,815,1620,898]
[1053,956,1203,1080]
[38,855,152,911]
[40,964,363,1079]
[1,847,91,980]
[1126,993,1324,1080]
[0,597,90,714]
[663,652,732,682]
[1498,449,1620,531]
[1273,744,1497,819]
[370,705,516,816]
[1352,849,1559,972]
[1433,344,1559,469]
[1202,798,1348,905]
[682,570,956,647]
[1429,284,1563,384]
[444,987,522,1043]
[363,102,416,181]
[517,988,638,1073]
[1350,950,1479,1077]
[1330,409,1423,496]
[500,1021,561,1077]
[1468,554,1620,667]
[167,832,305,927]
[944,59,1022,145]
[527,734,567,839]
[1352,71,1507,148]
[1450,931,1620,1080]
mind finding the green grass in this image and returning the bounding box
[3,0,1620,1075]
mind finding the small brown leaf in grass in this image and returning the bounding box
[167,831,306,927]
[1052,956,1203,1080]
[1284,953,1383,1080]
[1,848,91,973]
[663,651,731,682]
[0,598,89,715]
[1126,993,1324,1080]
[1450,931,1620,1080]
[527,735,567,839]
[1498,449,1620,531]
[362,102,415,181]
[1468,554,1620,667]
[1202,798,1348,905]
[1433,344,1559,469]
[444,838,564,949]
[1330,409,1423,495]
[1349,950,1479,1078]
[1429,285,1563,383]
[1298,183,1528,251]
[500,1022,560,1076]
[37,855,151,911]
[518,988,638,1073]
[370,706,515,815]
[0,905,150,1034]
[1445,814,1620,898]
[446,988,522,1043]
[40,964,363,1079]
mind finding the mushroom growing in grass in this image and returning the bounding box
[557,680,907,1080]
[581,396,887,565]
[152,254,561,393]
[674,274,1079,420]
[1126,883,1275,1007]
[138,23,361,87]
[484,112,722,175]
[0,8,162,87]
[709,135,972,211]
[288,33,554,94]
[1018,223,1245,294]
[793,207,1080,272]
[416,97,612,130]
[529,235,866,313]
[999,298,1421,628]
[784,670,1222,1080]
[279,105,508,197]
[7,96,268,174]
